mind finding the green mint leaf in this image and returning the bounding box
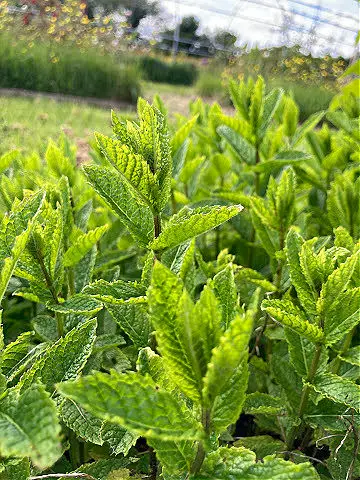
[0,384,61,469]
[58,371,203,441]
[150,205,242,252]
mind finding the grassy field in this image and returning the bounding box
[0,87,201,158]
[1,77,333,160]
[0,95,134,157]
[0,87,222,159]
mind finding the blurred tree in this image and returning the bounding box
[88,0,158,29]
[180,15,199,37]
[158,15,214,57]
[214,30,237,50]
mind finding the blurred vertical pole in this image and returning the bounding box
[172,0,180,59]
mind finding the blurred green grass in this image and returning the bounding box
[0,34,141,103]
[0,96,133,155]
[268,79,335,122]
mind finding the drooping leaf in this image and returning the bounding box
[1,332,34,377]
[254,151,311,173]
[233,436,286,460]
[19,319,97,392]
[149,437,196,475]
[47,294,103,315]
[339,346,360,367]
[243,392,284,415]
[59,398,103,445]
[192,446,319,479]
[270,350,303,410]
[106,301,150,347]
[32,314,58,342]
[58,371,203,441]
[0,384,61,469]
[100,422,138,456]
[58,458,134,480]
[310,373,360,411]
[83,278,146,301]
[262,299,324,343]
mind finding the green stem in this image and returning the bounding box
[56,312,64,338]
[67,267,75,297]
[332,328,354,375]
[215,228,220,258]
[34,242,65,338]
[348,422,359,480]
[189,409,210,475]
[171,190,177,215]
[247,226,256,268]
[275,228,285,292]
[299,344,322,417]
[154,215,161,239]
[36,250,58,305]
[149,448,157,480]
[287,344,323,450]
[254,146,260,195]
[248,145,261,267]
[69,431,81,469]
[189,442,206,475]
[153,214,162,261]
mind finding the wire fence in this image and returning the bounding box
[6,0,359,58]
[154,0,358,58]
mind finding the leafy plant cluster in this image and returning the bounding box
[140,57,198,86]
[0,62,359,480]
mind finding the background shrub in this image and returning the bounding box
[196,70,224,97]
[140,56,198,85]
[0,34,141,102]
[269,79,335,121]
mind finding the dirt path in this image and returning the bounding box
[0,88,135,111]
[0,87,234,117]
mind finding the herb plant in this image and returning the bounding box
[0,67,359,480]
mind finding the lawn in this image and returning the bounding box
[0,95,134,156]
[0,87,226,160]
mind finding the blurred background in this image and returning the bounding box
[0,0,358,157]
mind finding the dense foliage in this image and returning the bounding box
[0,64,359,480]
[140,56,198,86]
[0,33,140,102]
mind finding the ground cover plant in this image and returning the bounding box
[0,62,359,480]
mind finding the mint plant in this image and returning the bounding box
[0,77,359,480]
